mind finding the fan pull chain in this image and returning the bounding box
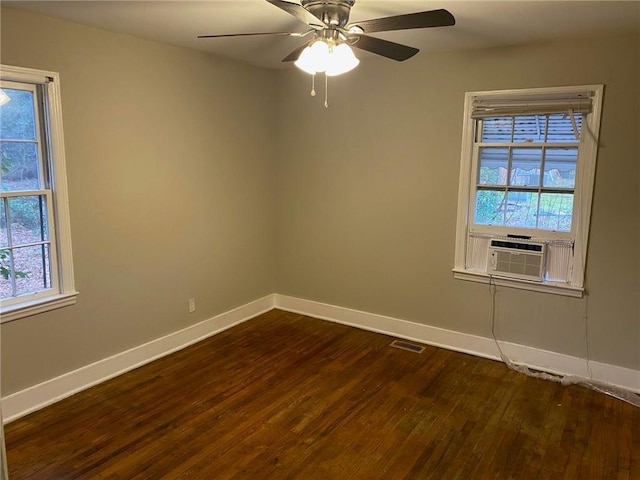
[310,74,316,97]
[324,73,329,108]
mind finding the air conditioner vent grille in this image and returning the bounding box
[487,238,546,282]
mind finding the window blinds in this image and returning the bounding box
[471,90,594,118]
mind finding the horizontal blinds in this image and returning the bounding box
[471,90,594,118]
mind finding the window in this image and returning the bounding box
[0,65,76,322]
[453,85,604,297]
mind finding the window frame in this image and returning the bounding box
[0,65,77,322]
[453,85,604,297]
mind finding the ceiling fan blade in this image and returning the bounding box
[198,32,302,39]
[348,9,455,34]
[281,39,314,62]
[350,35,419,62]
[266,0,327,29]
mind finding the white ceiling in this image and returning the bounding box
[5,1,639,70]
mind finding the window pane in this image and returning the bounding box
[8,195,48,245]
[538,193,573,232]
[478,148,508,185]
[546,113,582,142]
[510,148,542,187]
[0,141,41,191]
[543,148,577,188]
[0,247,15,299]
[13,244,51,296]
[0,88,37,141]
[513,115,546,143]
[0,201,7,248]
[474,190,506,225]
[504,191,539,228]
[481,117,512,142]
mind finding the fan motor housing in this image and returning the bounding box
[301,0,355,27]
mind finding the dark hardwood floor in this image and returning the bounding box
[5,309,640,479]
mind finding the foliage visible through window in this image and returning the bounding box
[473,114,581,233]
[0,83,55,301]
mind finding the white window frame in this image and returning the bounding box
[453,85,604,297]
[0,65,77,322]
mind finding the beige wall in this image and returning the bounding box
[0,7,277,394]
[1,6,638,397]
[275,34,640,370]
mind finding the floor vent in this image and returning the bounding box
[389,340,425,354]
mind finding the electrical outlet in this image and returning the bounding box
[188,298,196,313]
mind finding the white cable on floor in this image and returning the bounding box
[488,276,640,408]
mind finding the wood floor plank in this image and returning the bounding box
[5,309,640,479]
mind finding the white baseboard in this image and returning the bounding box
[274,294,640,394]
[5,292,637,423]
[2,294,275,423]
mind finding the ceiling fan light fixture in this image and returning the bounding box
[325,43,359,76]
[295,39,359,76]
[295,40,330,74]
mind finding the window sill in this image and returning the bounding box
[452,269,584,298]
[1,292,79,323]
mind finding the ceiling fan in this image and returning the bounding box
[199,0,455,104]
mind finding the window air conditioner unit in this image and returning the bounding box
[487,238,546,282]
